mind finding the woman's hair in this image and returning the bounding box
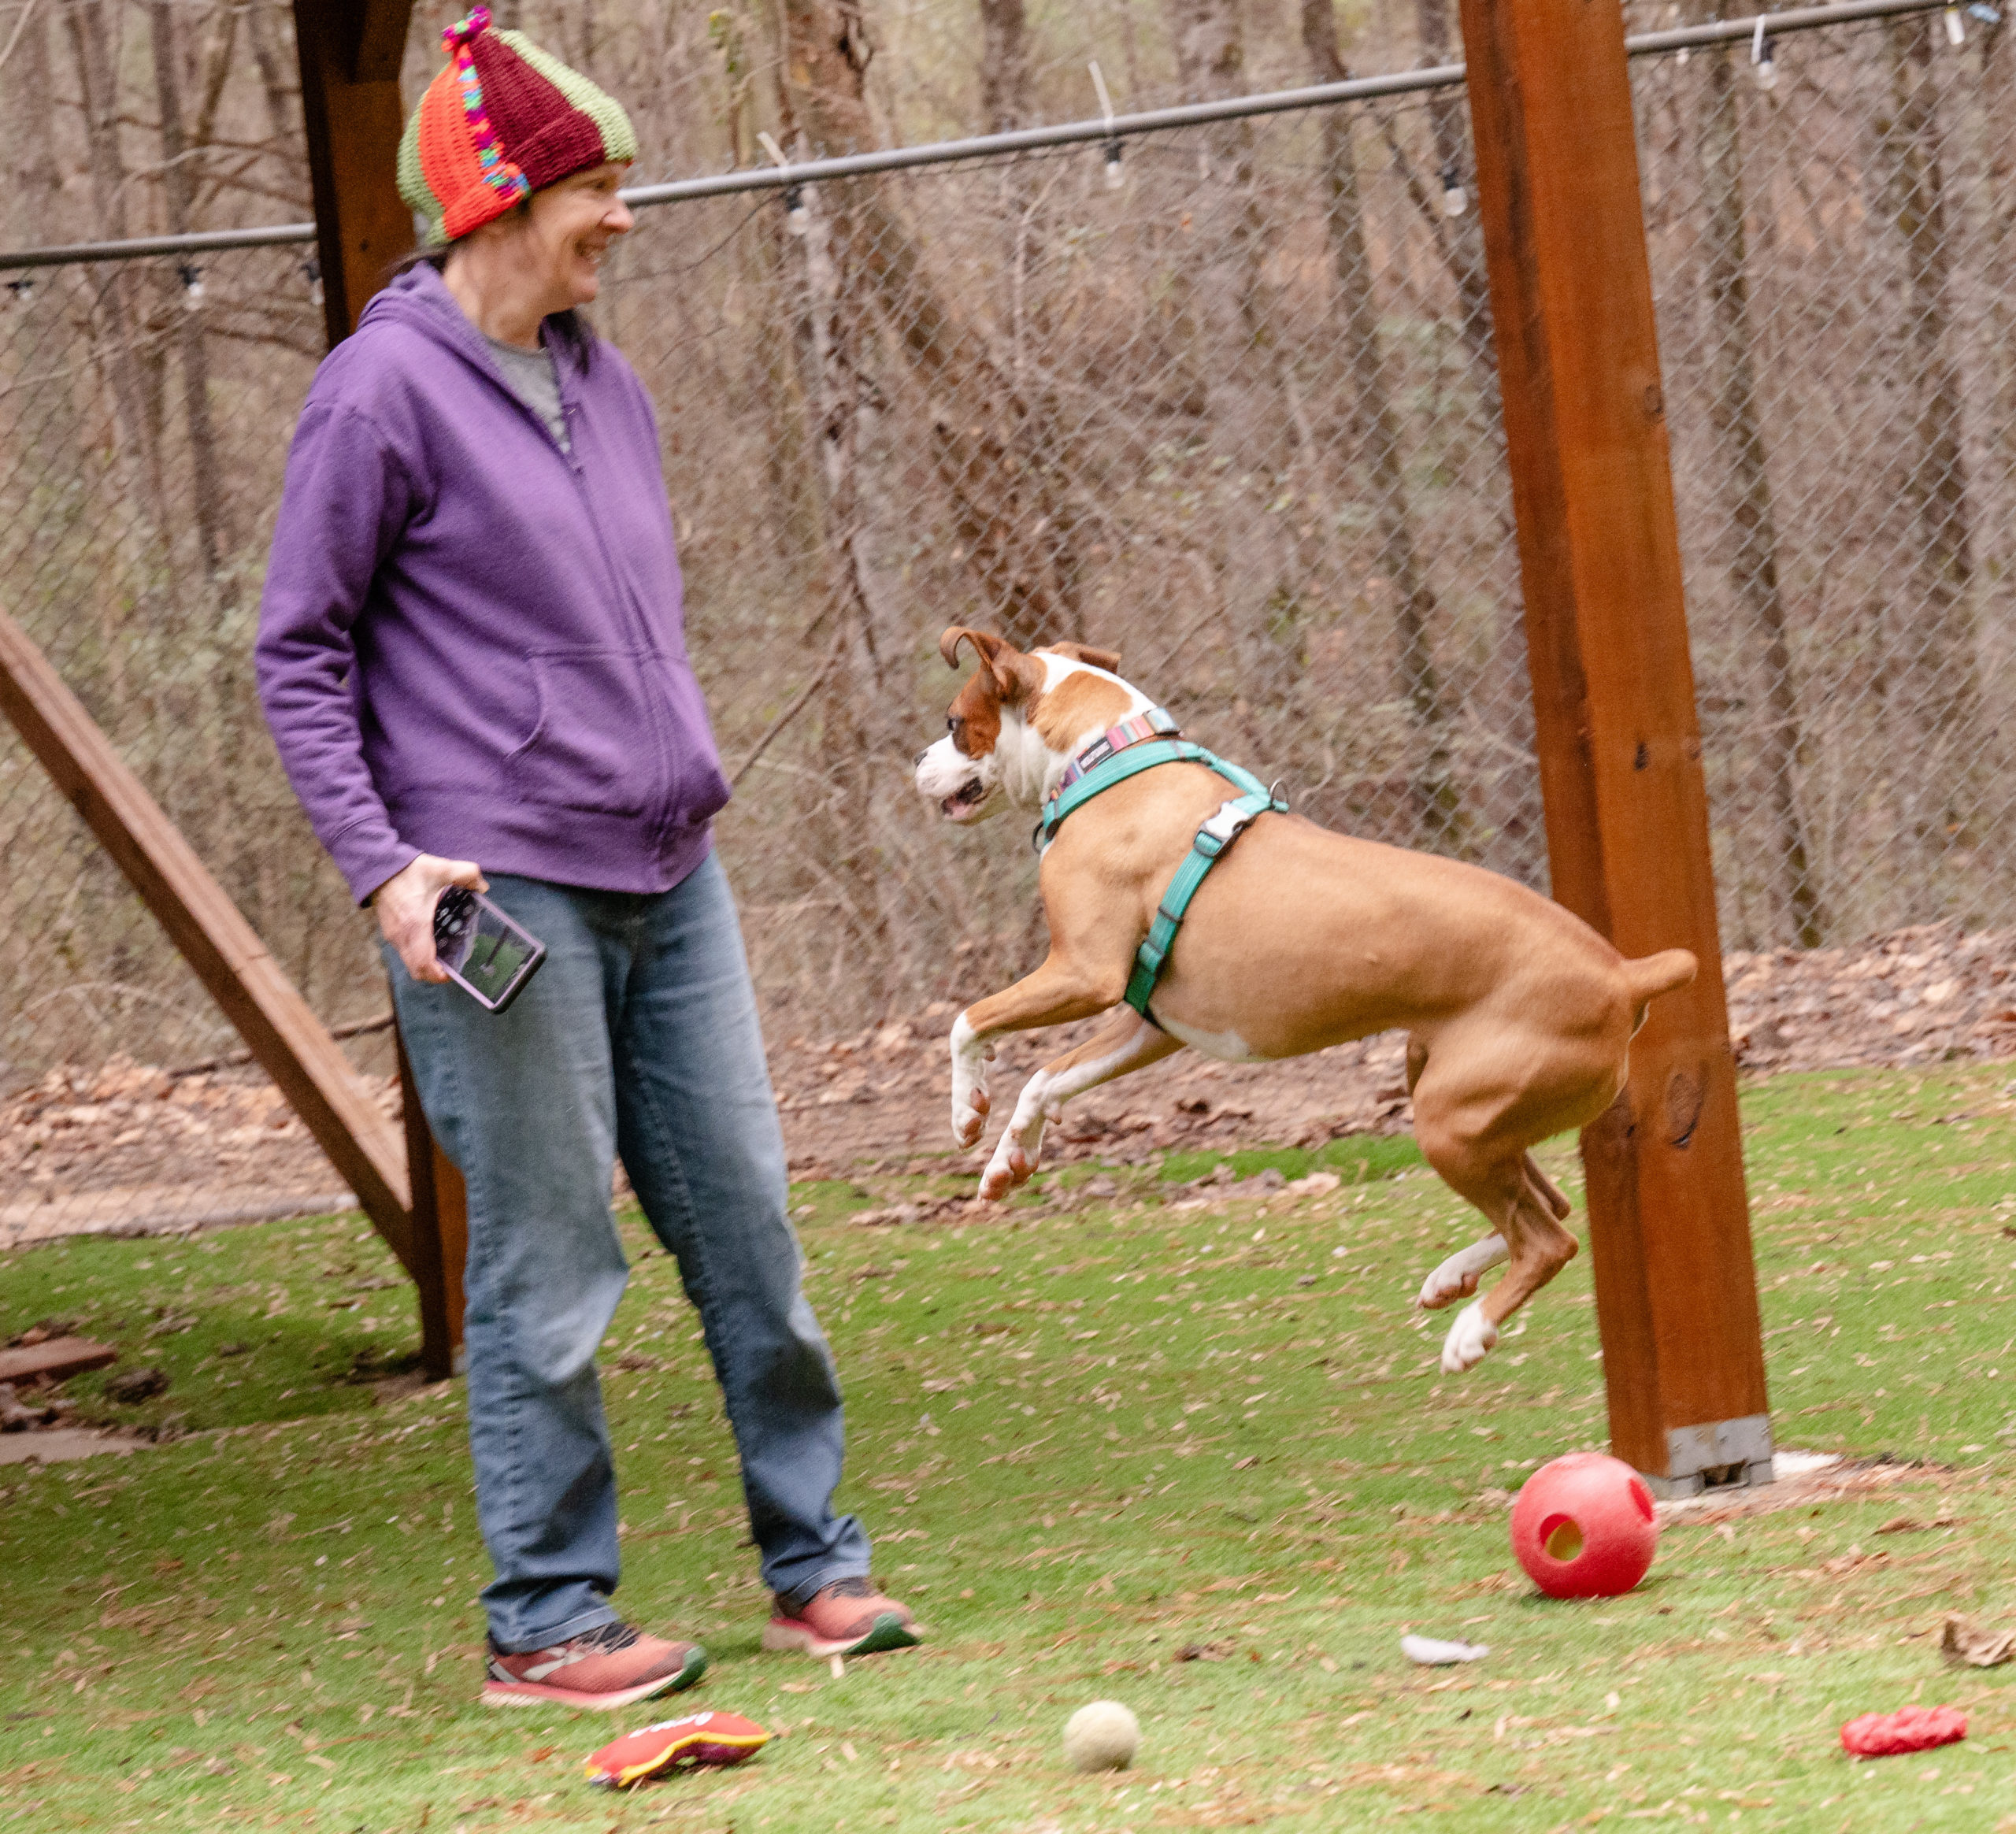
[384,235,596,375]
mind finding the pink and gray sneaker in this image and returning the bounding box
[763,1577,921,1659]
[482,1620,706,1710]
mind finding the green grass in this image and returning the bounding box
[5,1063,2016,1831]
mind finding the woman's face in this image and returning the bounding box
[515,162,635,314]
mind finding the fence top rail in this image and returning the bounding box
[0,0,1951,272]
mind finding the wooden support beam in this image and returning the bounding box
[0,606,414,1269]
[1458,0,1771,1493]
[293,0,468,1374]
[398,1020,468,1383]
[292,0,416,345]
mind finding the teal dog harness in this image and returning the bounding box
[1036,706,1288,1021]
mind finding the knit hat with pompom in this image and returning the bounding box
[398,8,637,246]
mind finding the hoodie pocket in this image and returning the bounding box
[504,648,658,815]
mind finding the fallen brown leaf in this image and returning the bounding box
[1940,1614,2016,1669]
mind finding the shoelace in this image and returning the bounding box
[494,1620,642,1672]
[570,1621,643,1654]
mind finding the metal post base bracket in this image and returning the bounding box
[1641,1413,1775,1499]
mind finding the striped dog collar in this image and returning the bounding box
[1054,706,1180,795]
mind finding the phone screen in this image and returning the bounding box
[433,889,547,1013]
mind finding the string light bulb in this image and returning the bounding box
[1088,61,1127,193]
[302,256,323,310]
[1751,17,1777,91]
[177,263,204,309]
[1440,161,1468,218]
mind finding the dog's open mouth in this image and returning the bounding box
[940,778,989,820]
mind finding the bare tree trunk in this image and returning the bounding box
[2,0,85,456]
[1980,20,2016,594]
[244,0,304,173]
[1702,46,1820,944]
[1877,20,1983,876]
[65,0,169,702]
[778,0,1086,651]
[1302,0,1458,850]
[149,0,228,584]
[66,0,157,487]
[1410,0,1496,402]
[979,0,1030,132]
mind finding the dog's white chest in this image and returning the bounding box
[1155,1016,1262,1062]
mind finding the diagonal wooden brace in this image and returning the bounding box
[0,602,415,1272]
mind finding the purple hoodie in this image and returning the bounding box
[256,262,732,906]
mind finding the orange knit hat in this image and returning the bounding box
[397,8,637,246]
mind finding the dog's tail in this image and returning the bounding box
[1621,948,1698,1032]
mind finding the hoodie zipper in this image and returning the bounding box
[549,387,687,861]
[463,313,687,859]
[372,272,695,861]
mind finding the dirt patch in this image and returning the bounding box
[1657,1454,1947,1526]
[7,921,2016,1242]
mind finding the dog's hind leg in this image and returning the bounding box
[1523,1152,1571,1221]
[1430,1164,1578,1373]
[1411,1092,1580,1373]
[980,1011,1180,1201]
[1414,1234,1509,1313]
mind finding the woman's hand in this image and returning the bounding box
[372,854,488,984]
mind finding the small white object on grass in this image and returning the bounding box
[1062,1700,1140,1773]
[828,1654,846,1680]
[1400,1634,1489,1666]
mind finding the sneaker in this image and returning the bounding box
[482,1621,706,1710]
[762,1576,921,1659]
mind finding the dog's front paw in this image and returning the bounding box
[1414,1235,1508,1313]
[978,1090,1048,1202]
[949,1015,991,1149]
[1440,1300,1499,1373]
[951,1087,989,1150]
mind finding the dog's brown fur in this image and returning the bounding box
[924,628,1696,1366]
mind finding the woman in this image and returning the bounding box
[256,9,915,1710]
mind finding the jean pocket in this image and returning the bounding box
[504,648,656,815]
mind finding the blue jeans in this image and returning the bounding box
[388,852,869,1652]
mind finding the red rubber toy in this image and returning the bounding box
[1510,1453,1659,1599]
[1840,1706,1966,1758]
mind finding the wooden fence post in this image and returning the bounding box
[1458,0,1772,1493]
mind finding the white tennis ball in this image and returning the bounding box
[1062,1699,1140,1773]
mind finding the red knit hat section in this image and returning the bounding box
[401,7,636,243]
[467,32,607,195]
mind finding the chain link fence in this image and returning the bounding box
[2,2,2007,1239]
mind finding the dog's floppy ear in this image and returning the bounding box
[940,627,1041,702]
[1045,641,1123,674]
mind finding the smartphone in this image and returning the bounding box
[432,887,547,1013]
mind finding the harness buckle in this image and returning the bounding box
[1195,799,1254,857]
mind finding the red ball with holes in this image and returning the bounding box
[1510,1453,1659,1599]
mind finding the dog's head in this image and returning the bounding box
[915,627,1138,821]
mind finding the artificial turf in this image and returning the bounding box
[3,1062,2015,1830]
